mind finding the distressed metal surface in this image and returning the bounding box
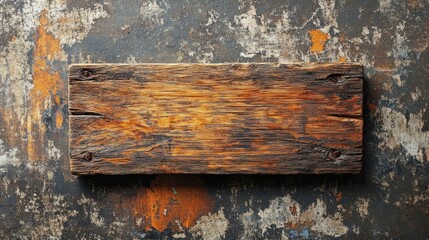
[0,0,428,239]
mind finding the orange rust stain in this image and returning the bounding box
[33,10,62,100]
[132,176,214,231]
[28,9,64,160]
[309,29,329,53]
[336,192,342,202]
[55,111,63,129]
[54,95,61,104]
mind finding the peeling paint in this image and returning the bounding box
[229,5,299,61]
[205,10,220,27]
[190,208,229,240]
[240,209,258,240]
[390,23,411,69]
[47,140,61,160]
[362,26,382,45]
[0,139,19,172]
[140,0,167,25]
[379,0,392,13]
[47,3,109,46]
[378,107,429,162]
[241,195,348,238]
[18,192,77,239]
[318,0,339,31]
[77,194,105,227]
[172,232,186,238]
[355,198,369,219]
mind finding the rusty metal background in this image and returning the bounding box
[0,0,428,239]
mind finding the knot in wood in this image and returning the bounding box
[81,152,94,162]
[81,69,92,78]
[325,74,343,84]
[327,149,341,160]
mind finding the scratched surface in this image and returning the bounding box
[0,0,428,239]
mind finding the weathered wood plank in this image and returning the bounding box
[69,63,363,175]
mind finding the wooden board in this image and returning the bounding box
[69,63,363,175]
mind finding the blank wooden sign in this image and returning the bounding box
[69,63,363,175]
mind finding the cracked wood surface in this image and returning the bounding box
[69,63,363,175]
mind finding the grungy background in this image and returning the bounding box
[0,0,428,239]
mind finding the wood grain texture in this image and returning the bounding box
[69,63,363,175]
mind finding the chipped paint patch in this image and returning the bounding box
[240,209,258,240]
[256,195,348,237]
[362,26,382,45]
[190,208,229,240]
[126,55,138,63]
[205,10,220,26]
[47,140,61,160]
[140,0,167,25]
[78,194,105,227]
[132,176,214,231]
[198,51,214,63]
[172,232,186,238]
[0,139,19,172]
[355,198,369,218]
[309,29,329,53]
[378,107,429,162]
[229,5,298,61]
[318,0,339,31]
[390,23,411,68]
[18,192,78,239]
[379,0,392,13]
[47,3,109,46]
